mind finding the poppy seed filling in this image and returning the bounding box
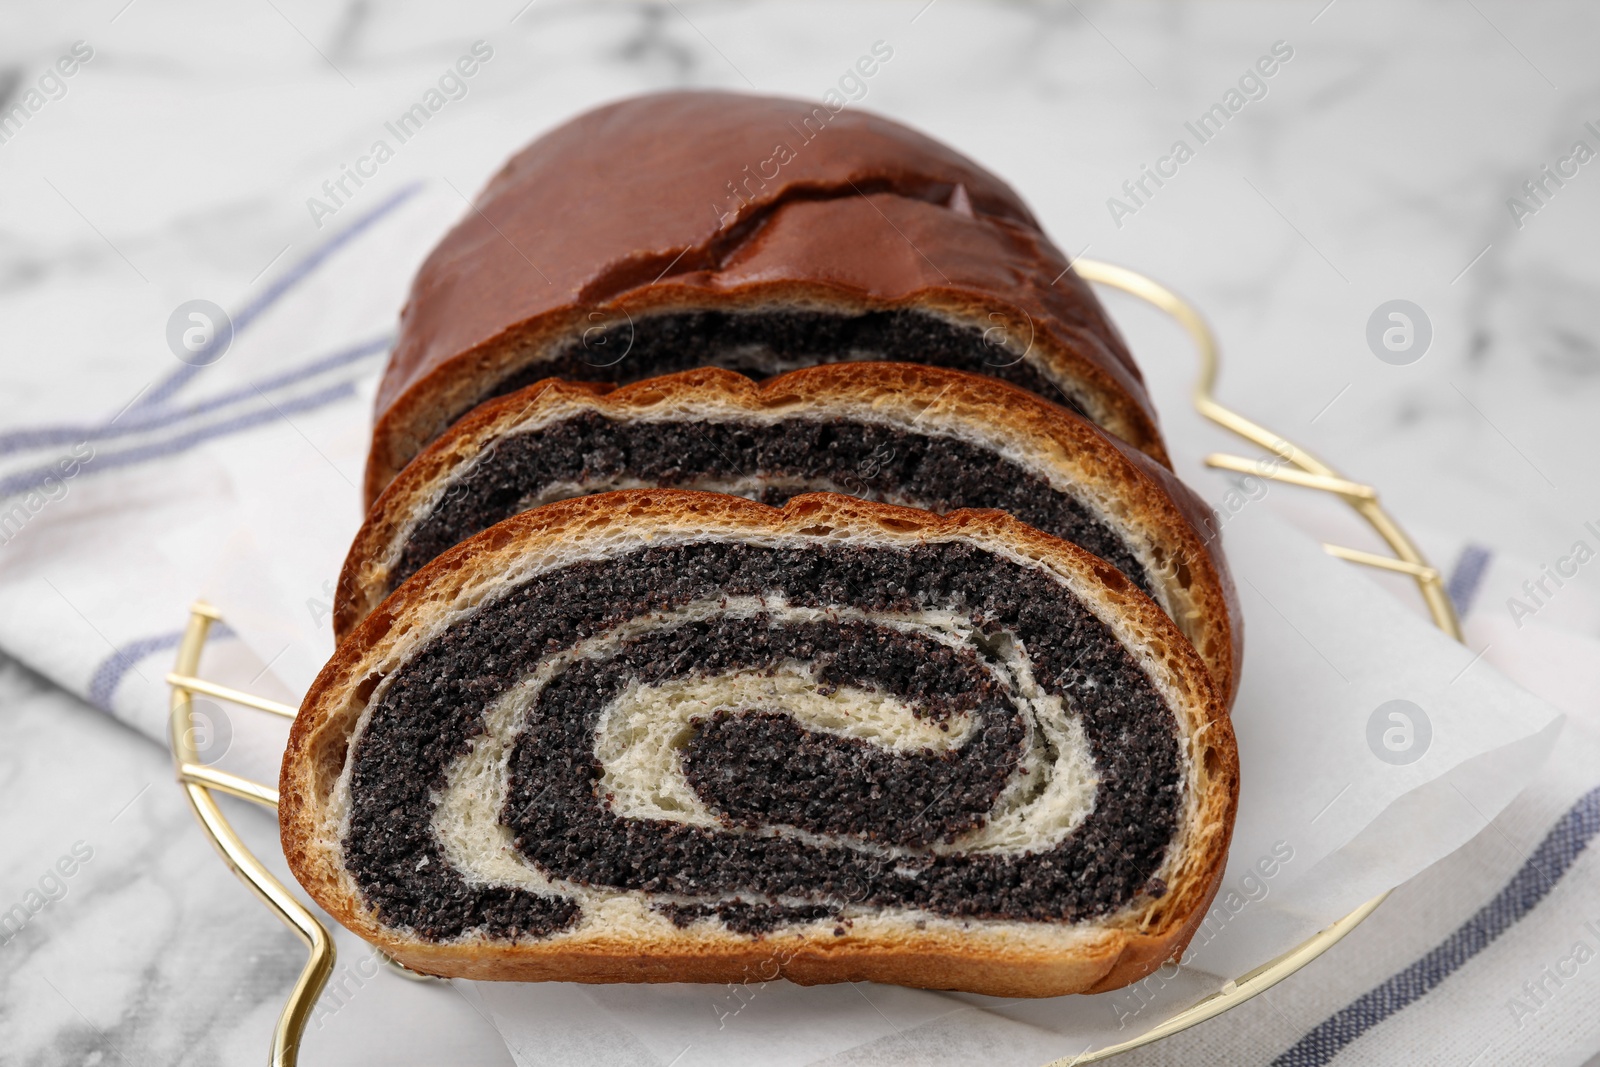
[487,307,1074,413]
[392,413,1154,603]
[343,540,1182,943]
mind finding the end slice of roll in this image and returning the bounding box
[335,364,1239,704]
[364,90,1168,505]
[284,491,1238,997]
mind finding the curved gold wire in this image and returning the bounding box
[166,260,1463,1066]
[1074,259,1462,643]
[168,604,333,1067]
[1056,260,1465,1064]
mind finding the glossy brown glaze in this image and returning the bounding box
[366,90,1166,503]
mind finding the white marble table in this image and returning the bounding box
[2,1,1597,1063]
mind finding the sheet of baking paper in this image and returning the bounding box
[453,499,1562,1067]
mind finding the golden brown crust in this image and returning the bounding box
[339,363,1237,704]
[286,491,1237,997]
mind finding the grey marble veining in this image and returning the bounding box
[1,1,1597,1063]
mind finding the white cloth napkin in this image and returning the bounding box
[0,178,1592,1065]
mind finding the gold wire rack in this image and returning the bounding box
[166,259,1463,1067]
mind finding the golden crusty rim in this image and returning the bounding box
[336,362,1239,704]
[288,490,1238,997]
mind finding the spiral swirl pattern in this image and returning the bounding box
[340,537,1184,942]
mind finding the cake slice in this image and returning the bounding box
[365,90,1167,505]
[283,491,1237,997]
[336,364,1239,704]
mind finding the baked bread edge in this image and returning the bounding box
[338,363,1237,703]
[289,490,1238,997]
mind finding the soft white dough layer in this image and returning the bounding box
[596,668,978,829]
[424,594,1102,915]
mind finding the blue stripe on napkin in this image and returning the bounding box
[88,623,235,713]
[0,182,419,458]
[1445,543,1494,619]
[133,182,421,413]
[1272,784,1600,1066]
[0,377,361,498]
